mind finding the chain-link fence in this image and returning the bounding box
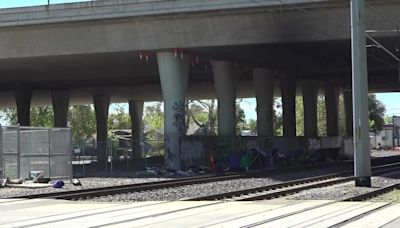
[0,126,72,180]
[72,139,164,176]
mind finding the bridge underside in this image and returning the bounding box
[0,0,399,171]
[0,38,398,106]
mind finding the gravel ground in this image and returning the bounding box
[83,167,344,202]
[370,189,400,202]
[285,171,400,201]
[0,177,173,199]
[0,166,360,201]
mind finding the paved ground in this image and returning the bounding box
[371,150,400,158]
[1,198,400,227]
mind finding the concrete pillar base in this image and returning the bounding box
[52,90,70,128]
[355,177,371,187]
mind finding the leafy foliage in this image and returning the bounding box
[368,94,386,133]
[68,105,96,144]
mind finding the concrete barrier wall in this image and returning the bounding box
[180,136,352,169]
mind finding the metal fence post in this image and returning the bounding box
[69,129,73,182]
[16,125,20,179]
[110,141,113,177]
[48,129,51,179]
[0,126,3,178]
[82,144,85,176]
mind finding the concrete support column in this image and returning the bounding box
[344,90,354,136]
[253,68,274,137]
[14,84,32,126]
[351,0,371,186]
[93,94,110,167]
[157,52,190,171]
[129,100,144,161]
[51,90,70,128]
[302,80,318,137]
[325,85,339,136]
[212,61,237,137]
[280,72,296,137]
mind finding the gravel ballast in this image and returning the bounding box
[83,168,344,202]
[0,177,173,199]
[3,166,395,202]
[285,171,400,201]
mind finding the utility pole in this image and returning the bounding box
[351,0,371,187]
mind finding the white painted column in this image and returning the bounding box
[212,61,237,137]
[253,68,274,137]
[157,52,190,171]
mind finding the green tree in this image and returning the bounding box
[273,98,283,136]
[384,115,393,124]
[0,108,17,125]
[31,106,54,127]
[295,96,304,136]
[68,105,96,144]
[368,94,386,133]
[317,95,327,136]
[143,102,163,140]
[236,103,246,134]
[247,119,257,131]
[108,104,131,130]
[0,106,54,127]
[186,100,217,135]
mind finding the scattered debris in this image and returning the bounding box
[72,179,82,186]
[52,180,65,188]
[8,179,23,184]
[0,178,7,188]
[32,171,44,183]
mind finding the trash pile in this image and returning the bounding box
[0,171,78,189]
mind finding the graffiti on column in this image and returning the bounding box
[173,101,186,135]
[165,101,186,169]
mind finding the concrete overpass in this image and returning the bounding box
[0,0,399,170]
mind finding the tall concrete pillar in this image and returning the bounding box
[344,90,354,136]
[157,52,190,171]
[280,72,296,137]
[129,100,144,161]
[51,90,70,128]
[93,94,110,167]
[14,84,32,126]
[212,61,237,137]
[325,85,339,136]
[253,68,274,137]
[302,79,318,137]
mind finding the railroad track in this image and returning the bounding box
[186,162,400,201]
[11,161,400,201]
[11,160,357,200]
[13,172,250,200]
